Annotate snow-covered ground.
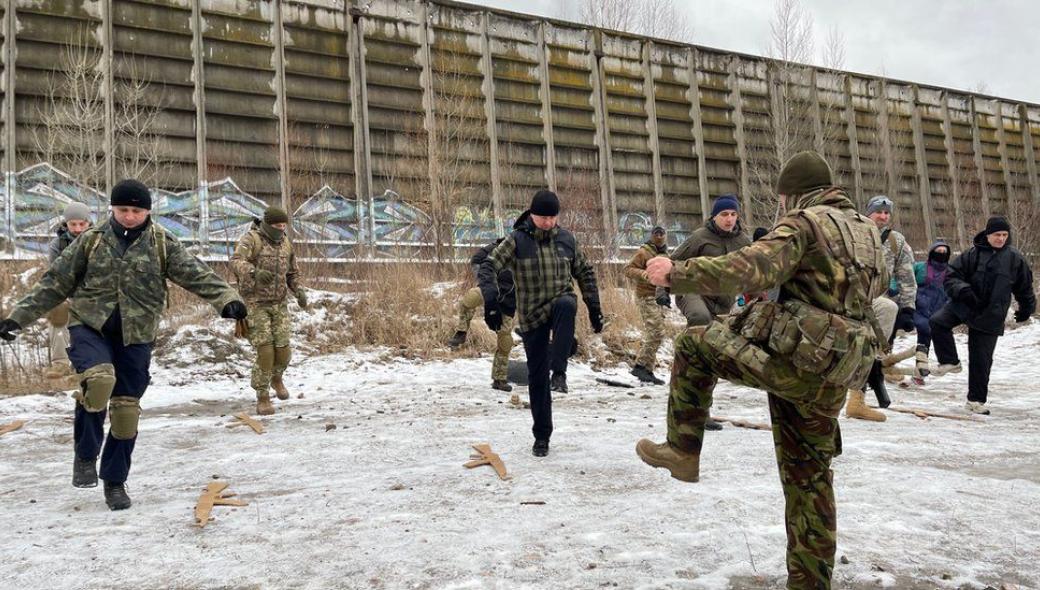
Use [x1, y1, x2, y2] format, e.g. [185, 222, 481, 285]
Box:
[1, 322, 1039, 589]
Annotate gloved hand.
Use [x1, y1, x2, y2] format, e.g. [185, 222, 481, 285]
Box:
[295, 289, 308, 309]
[221, 301, 248, 320]
[254, 269, 275, 286]
[1015, 309, 1032, 323]
[484, 300, 502, 331]
[958, 288, 979, 309]
[588, 304, 604, 334]
[0, 319, 21, 341]
[895, 306, 916, 332]
[655, 293, 671, 308]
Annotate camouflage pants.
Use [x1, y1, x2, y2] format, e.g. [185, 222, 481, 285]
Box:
[248, 302, 292, 391]
[667, 323, 844, 590]
[635, 296, 665, 368]
[456, 287, 515, 382]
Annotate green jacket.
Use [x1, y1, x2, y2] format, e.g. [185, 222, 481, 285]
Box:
[9, 218, 241, 345]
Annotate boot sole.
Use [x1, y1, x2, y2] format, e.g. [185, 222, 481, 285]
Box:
[635, 444, 699, 483]
[73, 479, 98, 488]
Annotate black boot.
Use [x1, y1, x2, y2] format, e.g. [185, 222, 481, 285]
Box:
[447, 331, 467, 349]
[704, 417, 724, 431]
[532, 439, 549, 457]
[631, 365, 665, 385]
[866, 360, 891, 408]
[550, 372, 568, 393]
[103, 481, 132, 511]
[491, 379, 512, 392]
[73, 456, 98, 488]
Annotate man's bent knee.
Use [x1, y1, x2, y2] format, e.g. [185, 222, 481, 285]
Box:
[75, 363, 116, 412]
[108, 396, 141, 439]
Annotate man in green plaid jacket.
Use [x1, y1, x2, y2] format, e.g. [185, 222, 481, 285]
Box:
[478, 190, 603, 457]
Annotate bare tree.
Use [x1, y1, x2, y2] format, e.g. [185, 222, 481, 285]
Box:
[577, 0, 693, 42]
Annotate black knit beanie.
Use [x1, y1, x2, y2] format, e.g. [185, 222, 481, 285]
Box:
[984, 216, 1011, 235]
[111, 179, 152, 210]
[530, 190, 560, 216]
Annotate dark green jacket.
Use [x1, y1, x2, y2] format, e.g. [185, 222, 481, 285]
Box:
[10, 218, 241, 345]
[479, 212, 600, 333]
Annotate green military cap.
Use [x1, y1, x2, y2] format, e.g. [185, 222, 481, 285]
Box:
[776, 151, 833, 195]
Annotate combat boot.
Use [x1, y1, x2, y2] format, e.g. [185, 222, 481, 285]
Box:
[844, 389, 886, 422]
[914, 344, 931, 377]
[532, 439, 549, 457]
[271, 375, 290, 400]
[866, 360, 891, 408]
[550, 372, 568, 393]
[447, 331, 467, 349]
[103, 481, 132, 510]
[704, 417, 724, 431]
[256, 392, 275, 416]
[635, 439, 699, 482]
[933, 361, 962, 376]
[492, 379, 512, 392]
[631, 365, 665, 385]
[43, 360, 73, 380]
[965, 401, 990, 415]
[73, 456, 98, 488]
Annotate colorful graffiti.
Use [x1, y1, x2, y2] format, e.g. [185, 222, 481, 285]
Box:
[616, 211, 691, 249]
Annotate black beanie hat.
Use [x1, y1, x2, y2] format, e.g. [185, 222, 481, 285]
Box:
[530, 190, 560, 216]
[752, 227, 769, 241]
[984, 216, 1010, 236]
[264, 207, 290, 225]
[111, 179, 152, 210]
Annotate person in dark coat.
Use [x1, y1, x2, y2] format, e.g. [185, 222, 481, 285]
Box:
[910, 240, 950, 379]
[930, 217, 1035, 414]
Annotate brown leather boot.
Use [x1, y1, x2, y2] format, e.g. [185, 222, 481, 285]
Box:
[635, 439, 700, 482]
[256, 392, 275, 416]
[844, 389, 886, 422]
[271, 375, 290, 400]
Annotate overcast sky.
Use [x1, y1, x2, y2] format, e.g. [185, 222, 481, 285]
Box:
[467, 0, 1040, 104]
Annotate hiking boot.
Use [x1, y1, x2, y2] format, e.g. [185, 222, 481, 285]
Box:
[914, 345, 931, 378]
[965, 401, 990, 415]
[635, 439, 700, 482]
[704, 417, 724, 431]
[933, 362, 962, 376]
[492, 379, 513, 392]
[256, 394, 275, 416]
[73, 456, 98, 488]
[532, 439, 549, 457]
[447, 331, 467, 349]
[43, 360, 73, 380]
[631, 365, 665, 385]
[509, 393, 521, 407]
[550, 372, 568, 393]
[103, 481, 132, 511]
[844, 389, 886, 422]
[271, 375, 290, 400]
[866, 360, 891, 408]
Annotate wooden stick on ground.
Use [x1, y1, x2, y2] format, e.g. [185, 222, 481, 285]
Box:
[712, 417, 771, 431]
[226, 413, 265, 434]
[464, 443, 510, 480]
[194, 481, 248, 528]
[885, 406, 983, 421]
[0, 420, 25, 437]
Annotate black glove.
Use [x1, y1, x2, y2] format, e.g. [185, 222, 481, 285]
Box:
[1015, 309, 1032, 323]
[0, 319, 21, 341]
[588, 305, 604, 334]
[254, 269, 275, 286]
[221, 301, 248, 320]
[958, 288, 979, 309]
[484, 300, 502, 331]
[895, 307, 916, 332]
[655, 293, 671, 308]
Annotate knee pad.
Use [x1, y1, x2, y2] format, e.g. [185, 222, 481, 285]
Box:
[273, 346, 291, 371]
[256, 345, 275, 371]
[75, 363, 116, 413]
[108, 396, 141, 440]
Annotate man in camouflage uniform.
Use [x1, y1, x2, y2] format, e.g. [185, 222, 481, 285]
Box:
[231, 206, 307, 416]
[624, 226, 670, 384]
[447, 237, 517, 398]
[43, 201, 94, 379]
[635, 152, 888, 589]
[479, 190, 603, 457]
[0, 179, 245, 511]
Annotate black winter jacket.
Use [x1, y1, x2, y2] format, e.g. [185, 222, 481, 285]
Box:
[471, 238, 516, 317]
[944, 230, 1035, 335]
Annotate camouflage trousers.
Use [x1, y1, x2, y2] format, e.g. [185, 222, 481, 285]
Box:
[247, 302, 292, 392]
[635, 296, 665, 368]
[456, 287, 514, 382]
[667, 323, 845, 590]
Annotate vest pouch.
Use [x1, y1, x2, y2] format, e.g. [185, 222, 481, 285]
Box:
[790, 308, 836, 376]
[786, 301, 877, 388]
[737, 300, 781, 343]
[702, 321, 772, 380]
[767, 307, 800, 355]
[822, 320, 875, 387]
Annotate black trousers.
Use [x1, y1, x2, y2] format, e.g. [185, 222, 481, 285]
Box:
[68, 311, 153, 484]
[930, 306, 1000, 403]
[520, 295, 577, 441]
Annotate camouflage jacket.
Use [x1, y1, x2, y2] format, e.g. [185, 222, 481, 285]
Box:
[670, 188, 889, 321]
[880, 227, 917, 309]
[479, 211, 600, 333]
[230, 220, 301, 304]
[624, 241, 667, 298]
[9, 218, 241, 345]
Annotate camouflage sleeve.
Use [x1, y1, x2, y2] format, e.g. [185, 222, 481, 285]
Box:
[623, 247, 651, 282]
[669, 218, 807, 297]
[478, 235, 514, 306]
[229, 233, 258, 284]
[164, 235, 241, 313]
[572, 244, 600, 308]
[894, 236, 917, 309]
[286, 247, 301, 294]
[9, 237, 88, 327]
